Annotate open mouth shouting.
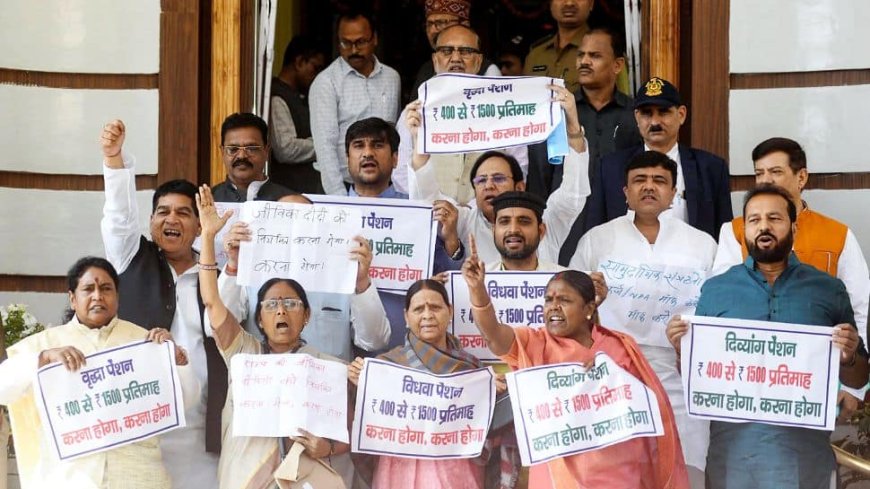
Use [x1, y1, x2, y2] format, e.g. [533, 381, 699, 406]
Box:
[503, 234, 525, 250]
[755, 233, 776, 249]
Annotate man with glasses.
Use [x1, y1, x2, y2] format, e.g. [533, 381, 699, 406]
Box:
[411, 0, 500, 95]
[393, 24, 528, 202]
[310, 10, 400, 196]
[404, 85, 590, 264]
[212, 112, 294, 202]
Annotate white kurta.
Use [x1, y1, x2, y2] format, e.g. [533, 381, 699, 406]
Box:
[409, 145, 590, 265]
[570, 213, 717, 471]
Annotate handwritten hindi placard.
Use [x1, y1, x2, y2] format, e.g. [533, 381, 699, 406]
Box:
[236, 201, 362, 293]
[351, 359, 495, 459]
[419, 74, 564, 154]
[448, 271, 555, 361]
[598, 258, 706, 348]
[230, 353, 349, 443]
[34, 340, 186, 461]
[680, 315, 839, 431]
[307, 195, 437, 293]
[193, 202, 240, 269]
[507, 352, 664, 466]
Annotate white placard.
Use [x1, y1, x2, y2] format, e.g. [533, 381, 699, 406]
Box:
[597, 258, 706, 348]
[34, 340, 186, 461]
[307, 195, 437, 293]
[236, 201, 362, 293]
[351, 359, 495, 459]
[507, 353, 664, 466]
[681, 315, 839, 431]
[448, 271, 555, 361]
[230, 353, 349, 443]
[418, 74, 564, 154]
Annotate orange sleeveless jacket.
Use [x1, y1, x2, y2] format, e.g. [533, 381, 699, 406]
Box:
[732, 208, 848, 276]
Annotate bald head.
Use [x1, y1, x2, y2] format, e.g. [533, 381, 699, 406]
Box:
[432, 24, 482, 75]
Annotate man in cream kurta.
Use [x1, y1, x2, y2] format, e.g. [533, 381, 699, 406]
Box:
[0, 318, 197, 489]
[569, 151, 716, 488]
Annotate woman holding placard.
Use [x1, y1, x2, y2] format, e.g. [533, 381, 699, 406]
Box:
[0, 256, 189, 489]
[196, 185, 351, 489]
[347, 278, 509, 489]
[461, 234, 689, 489]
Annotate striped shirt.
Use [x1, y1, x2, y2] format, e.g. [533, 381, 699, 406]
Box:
[309, 56, 401, 195]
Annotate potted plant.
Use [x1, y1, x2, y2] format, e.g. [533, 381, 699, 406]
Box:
[1, 304, 45, 489]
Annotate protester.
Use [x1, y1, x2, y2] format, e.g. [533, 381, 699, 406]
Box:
[667, 184, 869, 489]
[462, 238, 689, 488]
[196, 185, 353, 488]
[101, 120, 230, 487]
[0, 257, 191, 489]
[570, 151, 716, 487]
[348, 279, 510, 488]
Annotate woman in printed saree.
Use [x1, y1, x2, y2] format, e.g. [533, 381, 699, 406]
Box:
[348, 279, 509, 489]
[461, 234, 689, 489]
[196, 185, 352, 489]
[0, 256, 189, 489]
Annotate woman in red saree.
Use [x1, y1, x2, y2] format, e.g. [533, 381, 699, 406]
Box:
[461, 237, 689, 489]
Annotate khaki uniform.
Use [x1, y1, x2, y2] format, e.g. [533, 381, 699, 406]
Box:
[524, 27, 631, 95]
[523, 27, 588, 93]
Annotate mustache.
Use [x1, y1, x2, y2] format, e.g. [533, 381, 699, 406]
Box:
[648, 124, 664, 132]
[348, 54, 364, 61]
[755, 231, 776, 243]
[232, 159, 253, 168]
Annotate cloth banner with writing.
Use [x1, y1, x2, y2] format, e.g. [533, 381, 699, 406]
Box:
[598, 258, 706, 348]
[34, 340, 186, 460]
[230, 353, 349, 442]
[236, 201, 362, 293]
[308, 195, 437, 294]
[448, 271, 555, 361]
[418, 74, 564, 154]
[351, 359, 495, 459]
[680, 315, 839, 431]
[507, 352, 664, 466]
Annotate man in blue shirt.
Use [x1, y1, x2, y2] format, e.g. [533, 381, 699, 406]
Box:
[666, 184, 868, 489]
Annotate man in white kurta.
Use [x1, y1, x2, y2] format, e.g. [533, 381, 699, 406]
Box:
[569, 151, 716, 488]
[482, 191, 566, 273]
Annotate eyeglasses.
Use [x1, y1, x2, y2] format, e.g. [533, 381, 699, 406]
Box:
[338, 37, 373, 50]
[434, 46, 481, 59]
[261, 298, 305, 312]
[472, 173, 511, 187]
[223, 145, 265, 157]
[425, 19, 459, 30]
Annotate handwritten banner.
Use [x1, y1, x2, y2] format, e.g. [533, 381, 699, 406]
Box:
[448, 271, 555, 361]
[236, 201, 362, 293]
[351, 359, 495, 459]
[681, 315, 839, 431]
[419, 74, 564, 154]
[193, 202, 240, 269]
[598, 258, 706, 348]
[507, 352, 664, 466]
[230, 353, 349, 443]
[34, 340, 186, 461]
[307, 195, 437, 294]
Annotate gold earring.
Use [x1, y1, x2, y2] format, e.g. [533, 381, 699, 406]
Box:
[586, 315, 592, 320]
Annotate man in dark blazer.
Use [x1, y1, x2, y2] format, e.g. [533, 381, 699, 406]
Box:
[580, 77, 732, 242]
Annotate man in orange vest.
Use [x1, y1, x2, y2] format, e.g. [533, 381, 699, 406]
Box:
[712, 136, 869, 411]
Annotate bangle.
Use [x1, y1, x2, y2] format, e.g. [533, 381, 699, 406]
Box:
[199, 263, 219, 271]
[470, 301, 493, 310]
[225, 263, 238, 275]
[328, 439, 335, 455]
